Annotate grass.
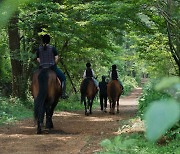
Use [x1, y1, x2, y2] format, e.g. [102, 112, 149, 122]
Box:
[55, 94, 100, 111]
[99, 129, 180, 154]
[0, 94, 100, 125]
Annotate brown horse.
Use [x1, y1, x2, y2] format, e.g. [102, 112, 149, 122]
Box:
[31, 68, 61, 134]
[107, 80, 123, 114]
[80, 78, 98, 116]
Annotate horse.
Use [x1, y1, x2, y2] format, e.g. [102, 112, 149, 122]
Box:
[31, 68, 61, 134]
[80, 78, 98, 116]
[107, 80, 123, 114]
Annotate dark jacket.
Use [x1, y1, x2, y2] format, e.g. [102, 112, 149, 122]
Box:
[111, 69, 118, 80]
[99, 80, 107, 95]
[85, 68, 93, 78]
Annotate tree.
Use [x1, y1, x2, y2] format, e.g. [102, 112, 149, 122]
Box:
[8, 12, 24, 98]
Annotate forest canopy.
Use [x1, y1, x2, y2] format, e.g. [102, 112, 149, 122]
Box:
[0, 0, 179, 98]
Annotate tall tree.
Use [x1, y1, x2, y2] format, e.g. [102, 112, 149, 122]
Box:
[8, 12, 23, 98]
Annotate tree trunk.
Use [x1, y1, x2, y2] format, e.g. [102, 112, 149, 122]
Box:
[8, 12, 24, 98]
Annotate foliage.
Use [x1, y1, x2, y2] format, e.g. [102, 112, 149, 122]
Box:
[0, 29, 11, 84]
[138, 79, 171, 119]
[122, 75, 138, 95]
[0, 96, 33, 125]
[56, 93, 99, 111]
[99, 133, 180, 154]
[143, 77, 180, 142]
[0, 0, 37, 28]
[145, 99, 180, 142]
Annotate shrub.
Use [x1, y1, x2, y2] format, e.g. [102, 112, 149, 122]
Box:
[138, 79, 170, 119]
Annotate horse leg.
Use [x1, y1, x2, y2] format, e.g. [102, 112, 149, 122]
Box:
[117, 99, 120, 113]
[48, 100, 58, 129]
[90, 99, 93, 114]
[37, 105, 45, 134]
[111, 100, 116, 115]
[85, 99, 90, 116]
[45, 104, 52, 130]
[84, 98, 88, 115]
[109, 100, 112, 114]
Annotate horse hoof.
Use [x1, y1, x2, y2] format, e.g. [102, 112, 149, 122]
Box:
[117, 110, 120, 114]
[37, 130, 42, 134]
[44, 129, 49, 134]
[85, 112, 89, 116]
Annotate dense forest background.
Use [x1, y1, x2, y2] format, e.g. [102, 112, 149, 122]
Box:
[0, 0, 180, 151]
[0, 0, 179, 99]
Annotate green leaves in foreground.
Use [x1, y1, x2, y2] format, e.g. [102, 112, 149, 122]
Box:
[145, 99, 180, 142]
[155, 76, 180, 91]
[0, 0, 37, 28]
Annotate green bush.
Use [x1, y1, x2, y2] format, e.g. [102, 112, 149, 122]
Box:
[55, 94, 99, 111]
[138, 79, 170, 119]
[123, 76, 138, 95]
[99, 133, 180, 154]
[0, 96, 33, 125]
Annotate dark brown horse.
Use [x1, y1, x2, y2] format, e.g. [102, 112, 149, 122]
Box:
[80, 78, 98, 116]
[107, 80, 123, 114]
[31, 68, 61, 134]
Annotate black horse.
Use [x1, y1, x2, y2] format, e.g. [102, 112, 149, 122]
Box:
[31, 68, 61, 134]
[80, 78, 98, 116]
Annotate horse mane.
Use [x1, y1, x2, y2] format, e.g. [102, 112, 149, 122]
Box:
[34, 68, 49, 120]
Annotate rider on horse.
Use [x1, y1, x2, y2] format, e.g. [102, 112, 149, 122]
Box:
[109, 64, 124, 91]
[83, 62, 99, 88]
[36, 34, 67, 99]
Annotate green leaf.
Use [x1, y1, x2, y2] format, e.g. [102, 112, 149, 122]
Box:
[145, 99, 180, 142]
[155, 77, 180, 91]
[100, 139, 112, 147]
[0, 0, 37, 28]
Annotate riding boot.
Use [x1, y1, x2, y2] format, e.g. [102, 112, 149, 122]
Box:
[61, 81, 68, 99]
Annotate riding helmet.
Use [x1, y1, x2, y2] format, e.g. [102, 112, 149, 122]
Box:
[86, 62, 91, 67]
[112, 64, 117, 70]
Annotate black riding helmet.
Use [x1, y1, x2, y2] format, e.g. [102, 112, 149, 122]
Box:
[112, 64, 117, 70]
[86, 62, 91, 68]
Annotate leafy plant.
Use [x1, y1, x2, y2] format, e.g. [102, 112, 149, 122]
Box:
[144, 77, 180, 142]
[0, 96, 33, 125]
[138, 79, 171, 119]
[99, 133, 180, 154]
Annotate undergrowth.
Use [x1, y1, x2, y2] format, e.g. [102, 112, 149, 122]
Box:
[0, 96, 33, 125]
[99, 132, 180, 154]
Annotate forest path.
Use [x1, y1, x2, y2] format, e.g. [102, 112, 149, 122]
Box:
[0, 87, 143, 154]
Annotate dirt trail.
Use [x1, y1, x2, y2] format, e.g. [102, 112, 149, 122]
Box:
[0, 87, 142, 154]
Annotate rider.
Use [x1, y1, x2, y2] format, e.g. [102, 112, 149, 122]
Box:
[83, 62, 99, 88]
[36, 34, 67, 99]
[109, 64, 124, 91]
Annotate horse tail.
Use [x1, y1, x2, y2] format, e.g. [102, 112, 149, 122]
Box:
[34, 69, 49, 120]
[110, 81, 117, 102]
[80, 78, 90, 102]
